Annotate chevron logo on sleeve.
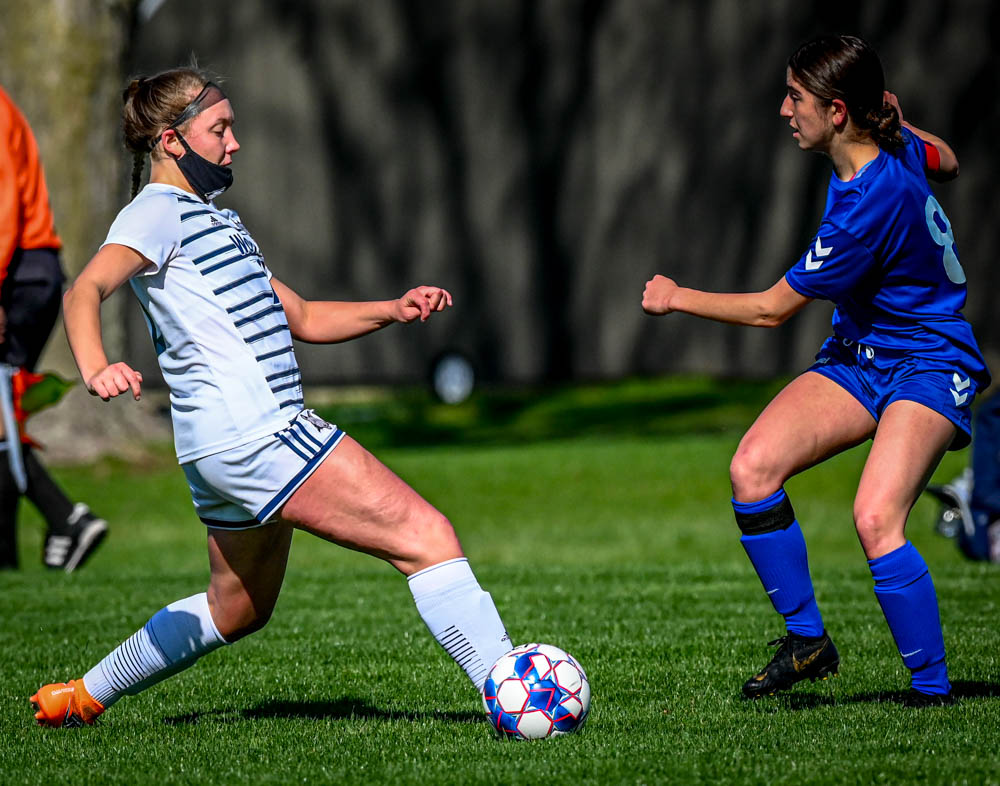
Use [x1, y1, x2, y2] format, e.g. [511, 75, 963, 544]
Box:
[804, 237, 834, 271]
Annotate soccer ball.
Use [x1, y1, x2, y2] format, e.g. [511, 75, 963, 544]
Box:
[482, 643, 591, 740]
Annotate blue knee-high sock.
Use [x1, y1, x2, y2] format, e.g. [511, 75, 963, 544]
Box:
[734, 489, 824, 638]
[868, 541, 950, 696]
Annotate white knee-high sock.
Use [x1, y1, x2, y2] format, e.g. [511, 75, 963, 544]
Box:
[408, 557, 512, 691]
[82, 593, 228, 708]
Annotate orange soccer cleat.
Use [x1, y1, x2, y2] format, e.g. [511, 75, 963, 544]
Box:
[30, 679, 104, 727]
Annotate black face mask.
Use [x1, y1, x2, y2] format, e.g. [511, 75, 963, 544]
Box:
[156, 82, 234, 202]
[172, 130, 234, 202]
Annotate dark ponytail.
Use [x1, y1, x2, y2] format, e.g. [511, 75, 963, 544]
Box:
[865, 103, 904, 151]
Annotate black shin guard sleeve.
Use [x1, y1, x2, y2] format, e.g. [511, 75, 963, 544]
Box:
[734, 495, 796, 535]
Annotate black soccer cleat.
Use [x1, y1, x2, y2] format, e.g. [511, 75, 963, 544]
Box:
[742, 630, 840, 698]
[43, 504, 108, 573]
[902, 688, 956, 708]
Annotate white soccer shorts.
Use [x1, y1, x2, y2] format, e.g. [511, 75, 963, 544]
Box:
[182, 409, 346, 528]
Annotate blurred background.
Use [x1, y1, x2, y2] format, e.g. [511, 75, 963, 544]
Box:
[4, 6, 1000, 775]
[0, 0, 997, 456]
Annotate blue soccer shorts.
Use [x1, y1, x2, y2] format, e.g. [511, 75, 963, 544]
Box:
[182, 409, 346, 528]
[808, 335, 981, 450]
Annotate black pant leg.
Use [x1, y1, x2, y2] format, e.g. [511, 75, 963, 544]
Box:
[23, 448, 74, 531]
[0, 456, 21, 567]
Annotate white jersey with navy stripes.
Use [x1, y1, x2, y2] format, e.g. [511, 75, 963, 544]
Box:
[102, 183, 304, 462]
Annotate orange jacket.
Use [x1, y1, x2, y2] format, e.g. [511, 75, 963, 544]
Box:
[0, 85, 61, 290]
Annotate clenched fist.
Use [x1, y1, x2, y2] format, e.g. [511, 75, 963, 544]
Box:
[642, 275, 678, 315]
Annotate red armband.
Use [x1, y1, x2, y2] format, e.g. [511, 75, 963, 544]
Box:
[924, 142, 941, 172]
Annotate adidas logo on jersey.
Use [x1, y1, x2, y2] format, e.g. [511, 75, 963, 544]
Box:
[804, 237, 833, 270]
[209, 216, 222, 226]
[951, 373, 970, 406]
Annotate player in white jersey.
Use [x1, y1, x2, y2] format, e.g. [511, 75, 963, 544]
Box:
[30, 67, 513, 727]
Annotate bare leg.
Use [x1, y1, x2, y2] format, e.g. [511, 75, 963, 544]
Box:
[207, 522, 295, 640]
[730, 371, 876, 501]
[57, 431, 509, 719]
[854, 400, 956, 559]
[278, 436, 462, 576]
[857, 400, 957, 699]
[733, 372, 875, 685]
[79, 523, 294, 709]
[278, 435, 509, 689]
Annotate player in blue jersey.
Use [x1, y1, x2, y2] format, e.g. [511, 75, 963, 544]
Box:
[926, 391, 1000, 562]
[642, 35, 989, 707]
[29, 67, 513, 727]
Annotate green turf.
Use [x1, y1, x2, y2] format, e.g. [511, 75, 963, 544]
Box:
[2, 377, 998, 785]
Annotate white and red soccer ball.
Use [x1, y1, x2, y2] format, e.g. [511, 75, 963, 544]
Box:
[482, 643, 591, 740]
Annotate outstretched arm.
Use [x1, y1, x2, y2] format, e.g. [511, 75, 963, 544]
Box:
[642, 274, 811, 327]
[271, 277, 453, 344]
[884, 91, 959, 182]
[63, 243, 150, 400]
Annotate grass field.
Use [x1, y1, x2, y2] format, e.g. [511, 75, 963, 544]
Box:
[2, 377, 999, 785]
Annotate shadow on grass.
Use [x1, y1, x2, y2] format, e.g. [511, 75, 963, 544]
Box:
[313, 376, 785, 450]
[163, 697, 481, 726]
[838, 680, 1000, 706]
[749, 679, 1000, 711]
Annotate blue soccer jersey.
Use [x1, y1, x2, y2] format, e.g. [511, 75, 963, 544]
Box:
[785, 127, 990, 389]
